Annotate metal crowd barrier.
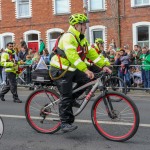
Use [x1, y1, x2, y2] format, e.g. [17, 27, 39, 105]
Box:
[112, 65, 150, 91]
[0, 65, 150, 91]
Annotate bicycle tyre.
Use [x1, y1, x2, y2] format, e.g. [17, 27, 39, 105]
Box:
[105, 76, 127, 95]
[0, 117, 4, 139]
[91, 91, 140, 142]
[25, 89, 61, 134]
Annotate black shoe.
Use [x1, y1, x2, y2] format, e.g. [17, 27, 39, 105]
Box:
[72, 101, 81, 108]
[13, 99, 22, 103]
[61, 123, 78, 133]
[0, 96, 5, 101]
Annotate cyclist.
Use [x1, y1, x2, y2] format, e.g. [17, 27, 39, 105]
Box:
[86, 38, 110, 73]
[92, 38, 104, 54]
[50, 13, 112, 133]
[93, 38, 107, 57]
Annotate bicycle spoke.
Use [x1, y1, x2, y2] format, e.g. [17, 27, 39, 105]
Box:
[92, 92, 139, 141]
[25, 89, 60, 134]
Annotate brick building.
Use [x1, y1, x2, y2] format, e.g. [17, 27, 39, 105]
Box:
[0, 0, 150, 52]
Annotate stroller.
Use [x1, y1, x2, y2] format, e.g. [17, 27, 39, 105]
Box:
[131, 70, 142, 87]
[16, 65, 33, 87]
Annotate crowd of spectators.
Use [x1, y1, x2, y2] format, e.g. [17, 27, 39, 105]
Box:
[0, 37, 150, 92]
[105, 41, 150, 92]
[0, 37, 50, 85]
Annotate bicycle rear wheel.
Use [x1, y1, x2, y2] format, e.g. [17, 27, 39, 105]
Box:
[25, 89, 61, 134]
[105, 76, 127, 95]
[0, 117, 4, 139]
[91, 92, 140, 142]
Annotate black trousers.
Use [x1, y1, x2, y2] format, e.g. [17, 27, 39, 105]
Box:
[50, 67, 90, 124]
[0, 72, 19, 100]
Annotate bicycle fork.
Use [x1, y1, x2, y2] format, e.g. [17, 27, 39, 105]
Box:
[102, 93, 117, 119]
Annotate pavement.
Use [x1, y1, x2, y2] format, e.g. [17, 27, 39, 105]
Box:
[17, 86, 150, 98]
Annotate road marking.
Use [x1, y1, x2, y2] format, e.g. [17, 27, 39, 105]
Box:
[0, 114, 149, 127]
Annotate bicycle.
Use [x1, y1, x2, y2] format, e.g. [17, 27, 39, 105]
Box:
[0, 117, 4, 139]
[25, 72, 140, 142]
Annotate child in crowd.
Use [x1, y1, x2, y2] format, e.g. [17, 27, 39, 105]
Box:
[24, 55, 33, 65]
[108, 50, 117, 76]
[32, 52, 41, 70]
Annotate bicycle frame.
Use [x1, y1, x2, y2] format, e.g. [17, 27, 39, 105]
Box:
[42, 72, 116, 119]
[73, 78, 101, 116]
[44, 76, 106, 115]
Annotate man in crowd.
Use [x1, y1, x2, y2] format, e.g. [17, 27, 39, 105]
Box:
[140, 47, 150, 93]
[115, 49, 131, 91]
[39, 39, 45, 55]
[18, 46, 28, 62]
[0, 42, 22, 103]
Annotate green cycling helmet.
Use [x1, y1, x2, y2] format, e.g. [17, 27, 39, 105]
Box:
[95, 38, 104, 44]
[69, 13, 89, 26]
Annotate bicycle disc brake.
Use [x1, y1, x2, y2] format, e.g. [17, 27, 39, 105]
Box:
[40, 104, 51, 123]
[111, 110, 120, 121]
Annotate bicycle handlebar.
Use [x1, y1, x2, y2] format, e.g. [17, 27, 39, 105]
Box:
[94, 71, 111, 79]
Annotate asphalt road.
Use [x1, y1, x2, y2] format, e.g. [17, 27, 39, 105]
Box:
[0, 88, 150, 150]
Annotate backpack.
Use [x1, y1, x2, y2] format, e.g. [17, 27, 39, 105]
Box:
[51, 32, 88, 70]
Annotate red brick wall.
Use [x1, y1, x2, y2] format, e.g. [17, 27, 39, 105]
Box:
[120, 0, 150, 49]
[0, 0, 150, 49]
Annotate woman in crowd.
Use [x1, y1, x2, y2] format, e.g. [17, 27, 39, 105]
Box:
[41, 48, 51, 69]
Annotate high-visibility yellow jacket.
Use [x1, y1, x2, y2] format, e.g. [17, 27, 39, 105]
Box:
[50, 25, 109, 72]
[90, 43, 110, 66]
[1, 49, 20, 74]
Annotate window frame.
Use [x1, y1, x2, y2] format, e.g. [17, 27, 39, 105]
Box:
[24, 30, 41, 48]
[53, 0, 71, 15]
[132, 22, 150, 49]
[15, 0, 32, 19]
[89, 25, 107, 51]
[0, 32, 15, 49]
[46, 28, 64, 53]
[88, 0, 106, 12]
[131, 0, 150, 7]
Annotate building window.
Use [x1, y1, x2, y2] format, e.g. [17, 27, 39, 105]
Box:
[28, 34, 38, 41]
[137, 26, 149, 47]
[88, 0, 105, 11]
[0, 34, 1, 49]
[53, 0, 70, 15]
[0, 32, 15, 49]
[46, 28, 64, 53]
[16, 0, 32, 19]
[89, 25, 107, 50]
[132, 22, 150, 48]
[131, 0, 150, 7]
[93, 30, 103, 42]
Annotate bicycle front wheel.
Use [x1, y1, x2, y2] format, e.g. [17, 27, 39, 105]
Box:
[91, 92, 140, 142]
[0, 117, 4, 139]
[25, 89, 61, 134]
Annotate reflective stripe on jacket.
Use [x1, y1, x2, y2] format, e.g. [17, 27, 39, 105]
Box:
[86, 44, 110, 67]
